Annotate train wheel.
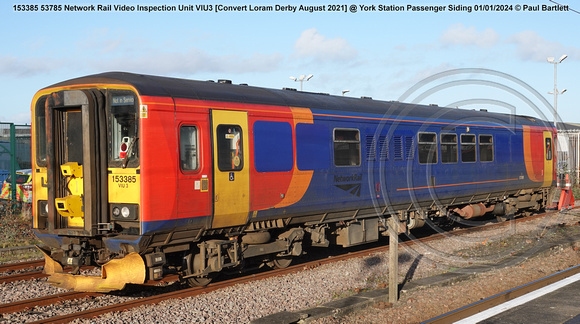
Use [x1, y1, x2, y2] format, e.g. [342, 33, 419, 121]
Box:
[496, 214, 514, 222]
[186, 275, 214, 287]
[271, 256, 293, 269]
[183, 250, 216, 287]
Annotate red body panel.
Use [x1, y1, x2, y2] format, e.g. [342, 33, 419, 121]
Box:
[140, 96, 179, 222]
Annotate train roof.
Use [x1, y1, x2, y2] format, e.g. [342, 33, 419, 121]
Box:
[47, 72, 552, 128]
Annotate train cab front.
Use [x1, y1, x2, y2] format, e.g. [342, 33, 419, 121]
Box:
[31, 87, 146, 292]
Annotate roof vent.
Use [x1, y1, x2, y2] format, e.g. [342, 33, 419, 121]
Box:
[218, 79, 232, 84]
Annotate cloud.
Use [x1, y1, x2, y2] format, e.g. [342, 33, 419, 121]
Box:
[508, 30, 580, 62]
[439, 24, 500, 48]
[77, 28, 124, 55]
[293, 28, 357, 62]
[93, 49, 284, 75]
[0, 55, 63, 77]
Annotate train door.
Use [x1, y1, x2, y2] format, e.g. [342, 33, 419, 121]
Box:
[543, 131, 554, 187]
[45, 90, 107, 236]
[210, 110, 250, 228]
[176, 109, 212, 219]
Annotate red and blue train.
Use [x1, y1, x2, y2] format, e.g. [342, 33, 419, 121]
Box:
[31, 72, 555, 292]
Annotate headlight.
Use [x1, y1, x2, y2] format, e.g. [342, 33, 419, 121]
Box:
[121, 207, 131, 218]
[110, 204, 139, 221]
[38, 200, 49, 217]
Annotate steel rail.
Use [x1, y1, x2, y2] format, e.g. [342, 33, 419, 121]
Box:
[0, 260, 43, 273]
[0, 291, 103, 314]
[0, 270, 46, 284]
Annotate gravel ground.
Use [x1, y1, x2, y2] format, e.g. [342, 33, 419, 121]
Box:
[1, 210, 580, 323]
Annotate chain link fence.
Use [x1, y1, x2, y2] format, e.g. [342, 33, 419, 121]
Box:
[0, 123, 31, 202]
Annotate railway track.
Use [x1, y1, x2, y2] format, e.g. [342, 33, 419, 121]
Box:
[0, 210, 570, 322]
[0, 259, 43, 273]
[424, 264, 580, 323]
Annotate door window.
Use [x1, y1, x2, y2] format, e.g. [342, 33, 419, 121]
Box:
[217, 125, 243, 171]
[545, 137, 552, 161]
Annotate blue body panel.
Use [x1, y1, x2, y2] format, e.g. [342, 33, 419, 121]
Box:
[253, 107, 534, 220]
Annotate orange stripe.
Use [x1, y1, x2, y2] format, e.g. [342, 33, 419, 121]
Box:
[396, 178, 520, 191]
[273, 107, 314, 208]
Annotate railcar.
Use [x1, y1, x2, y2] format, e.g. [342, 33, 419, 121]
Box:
[31, 72, 556, 292]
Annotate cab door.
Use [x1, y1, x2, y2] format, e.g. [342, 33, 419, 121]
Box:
[175, 106, 212, 220]
[44, 89, 107, 236]
[211, 110, 250, 228]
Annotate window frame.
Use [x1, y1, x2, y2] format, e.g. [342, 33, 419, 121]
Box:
[333, 128, 361, 167]
[479, 134, 494, 162]
[216, 124, 244, 172]
[417, 132, 438, 164]
[179, 125, 200, 173]
[440, 133, 458, 164]
[460, 134, 477, 163]
[108, 90, 140, 168]
[545, 137, 553, 161]
[34, 96, 48, 167]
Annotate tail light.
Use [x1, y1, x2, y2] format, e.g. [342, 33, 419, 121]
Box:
[120, 137, 130, 159]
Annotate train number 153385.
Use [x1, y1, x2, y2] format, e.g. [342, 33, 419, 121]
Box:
[112, 175, 137, 183]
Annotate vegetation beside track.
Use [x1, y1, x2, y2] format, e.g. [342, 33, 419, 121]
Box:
[0, 201, 41, 263]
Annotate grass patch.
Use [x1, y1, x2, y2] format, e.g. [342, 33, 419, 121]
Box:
[0, 201, 40, 248]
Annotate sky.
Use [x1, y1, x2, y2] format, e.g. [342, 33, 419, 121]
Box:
[1, 0, 579, 125]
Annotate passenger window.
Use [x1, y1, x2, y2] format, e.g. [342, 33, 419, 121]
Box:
[418, 132, 437, 164]
[479, 135, 494, 162]
[180, 126, 199, 171]
[441, 133, 458, 163]
[545, 138, 552, 161]
[461, 134, 476, 163]
[253, 121, 293, 172]
[334, 129, 360, 166]
[217, 125, 243, 171]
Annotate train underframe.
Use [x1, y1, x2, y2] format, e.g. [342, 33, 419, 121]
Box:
[40, 186, 555, 292]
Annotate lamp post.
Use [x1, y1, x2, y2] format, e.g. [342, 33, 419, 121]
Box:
[289, 74, 313, 91]
[547, 54, 567, 131]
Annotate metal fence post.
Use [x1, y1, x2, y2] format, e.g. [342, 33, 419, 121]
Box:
[9, 123, 16, 201]
[388, 216, 399, 303]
